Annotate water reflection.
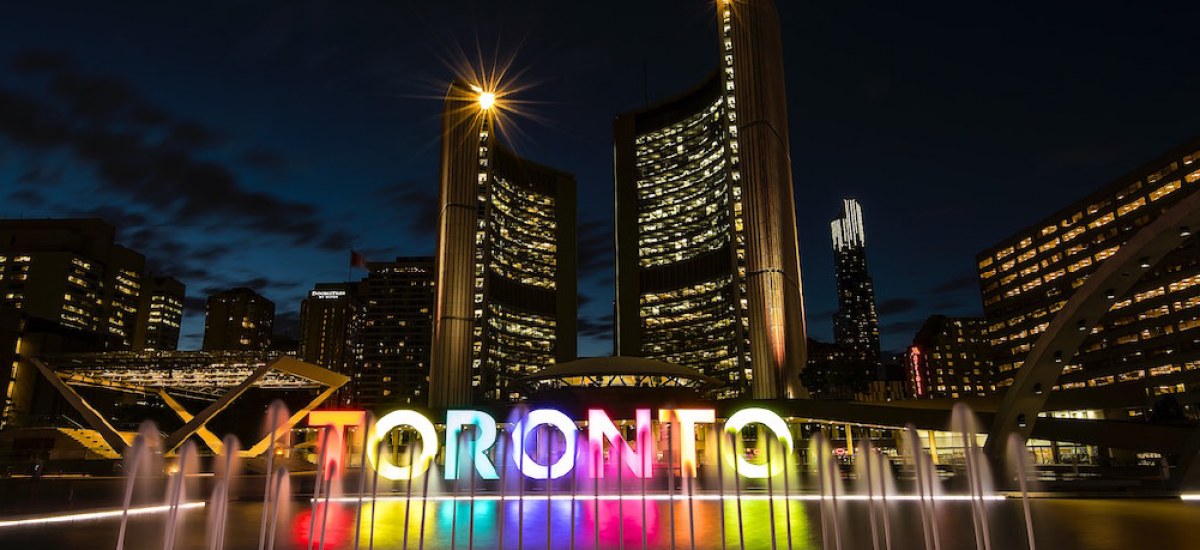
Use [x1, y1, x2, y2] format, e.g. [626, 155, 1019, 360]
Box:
[3, 498, 1199, 550]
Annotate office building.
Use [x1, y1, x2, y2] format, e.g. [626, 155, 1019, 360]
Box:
[613, 0, 806, 399]
[359, 258, 435, 409]
[134, 276, 185, 351]
[299, 283, 361, 406]
[202, 288, 275, 351]
[906, 316, 994, 399]
[831, 199, 882, 366]
[430, 82, 578, 408]
[0, 219, 148, 350]
[977, 136, 1200, 417]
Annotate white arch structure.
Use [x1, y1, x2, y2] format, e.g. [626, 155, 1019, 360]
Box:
[985, 185, 1200, 488]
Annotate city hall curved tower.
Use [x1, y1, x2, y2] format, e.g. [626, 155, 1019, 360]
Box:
[430, 81, 578, 409]
[615, 0, 806, 399]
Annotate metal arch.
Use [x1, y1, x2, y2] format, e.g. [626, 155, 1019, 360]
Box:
[985, 185, 1200, 463]
[31, 355, 347, 458]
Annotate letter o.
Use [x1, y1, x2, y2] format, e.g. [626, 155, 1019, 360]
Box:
[367, 410, 439, 481]
[723, 408, 794, 478]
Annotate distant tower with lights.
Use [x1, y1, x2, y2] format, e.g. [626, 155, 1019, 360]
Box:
[831, 198, 882, 366]
[613, 0, 808, 399]
[429, 80, 578, 409]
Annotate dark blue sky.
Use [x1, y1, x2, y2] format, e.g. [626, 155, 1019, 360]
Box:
[2, 0, 1198, 356]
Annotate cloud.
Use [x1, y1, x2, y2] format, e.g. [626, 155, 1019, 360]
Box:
[578, 313, 613, 339]
[60, 204, 148, 230]
[879, 318, 926, 338]
[274, 310, 301, 337]
[17, 165, 63, 184]
[191, 245, 231, 261]
[11, 50, 73, 73]
[577, 219, 614, 277]
[928, 273, 979, 294]
[182, 296, 208, 315]
[7, 189, 44, 206]
[877, 297, 917, 316]
[811, 307, 838, 320]
[374, 181, 438, 237]
[203, 277, 302, 295]
[239, 146, 289, 171]
[0, 50, 353, 252]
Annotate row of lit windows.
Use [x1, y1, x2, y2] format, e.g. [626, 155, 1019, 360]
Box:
[981, 164, 1200, 272]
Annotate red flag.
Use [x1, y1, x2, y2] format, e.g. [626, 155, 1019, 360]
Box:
[350, 250, 368, 270]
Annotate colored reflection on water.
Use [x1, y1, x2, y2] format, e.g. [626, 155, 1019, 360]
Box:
[5, 498, 1200, 549]
[294, 498, 812, 550]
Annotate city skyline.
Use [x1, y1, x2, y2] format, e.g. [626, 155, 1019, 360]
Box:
[2, 0, 1199, 358]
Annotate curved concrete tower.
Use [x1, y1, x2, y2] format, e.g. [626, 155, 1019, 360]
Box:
[614, 0, 807, 399]
[429, 81, 578, 409]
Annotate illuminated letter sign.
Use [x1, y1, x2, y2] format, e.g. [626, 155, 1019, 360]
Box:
[366, 410, 439, 481]
[511, 409, 577, 479]
[307, 410, 366, 476]
[444, 410, 499, 480]
[309, 405, 797, 482]
[722, 408, 794, 478]
[660, 409, 715, 477]
[588, 409, 652, 478]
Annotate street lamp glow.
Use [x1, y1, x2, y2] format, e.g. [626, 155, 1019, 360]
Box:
[479, 91, 496, 110]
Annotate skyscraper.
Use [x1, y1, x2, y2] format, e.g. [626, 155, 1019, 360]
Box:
[978, 136, 1200, 417]
[906, 316, 993, 399]
[299, 282, 361, 405]
[831, 198, 882, 366]
[0, 219, 148, 350]
[613, 0, 806, 399]
[358, 258, 435, 409]
[430, 84, 578, 408]
[202, 288, 275, 351]
[134, 276, 185, 351]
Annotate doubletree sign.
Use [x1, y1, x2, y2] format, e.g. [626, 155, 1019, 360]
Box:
[308, 407, 795, 481]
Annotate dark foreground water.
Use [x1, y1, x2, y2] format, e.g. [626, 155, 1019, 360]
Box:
[2, 497, 1198, 550]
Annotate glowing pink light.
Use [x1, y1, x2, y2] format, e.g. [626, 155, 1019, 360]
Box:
[589, 409, 652, 478]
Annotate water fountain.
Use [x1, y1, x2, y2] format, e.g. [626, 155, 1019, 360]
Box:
[208, 434, 241, 550]
[258, 401, 289, 550]
[1009, 432, 1038, 550]
[116, 420, 161, 550]
[162, 440, 198, 550]
[5, 403, 1138, 550]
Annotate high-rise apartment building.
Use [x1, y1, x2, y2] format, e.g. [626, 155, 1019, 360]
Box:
[299, 282, 361, 405]
[0, 219, 148, 350]
[831, 199, 882, 366]
[202, 288, 275, 351]
[978, 136, 1200, 417]
[906, 316, 993, 399]
[134, 276, 185, 351]
[359, 258, 435, 409]
[614, 0, 806, 399]
[430, 82, 578, 408]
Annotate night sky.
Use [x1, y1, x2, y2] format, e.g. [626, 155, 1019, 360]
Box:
[2, 0, 1199, 357]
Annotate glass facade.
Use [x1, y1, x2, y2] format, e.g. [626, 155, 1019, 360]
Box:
[358, 259, 434, 408]
[906, 316, 993, 399]
[831, 199, 882, 366]
[143, 277, 185, 351]
[432, 82, 577, 407]
[978, 138, 1200, 417]
[473, 140, 568, 401]
[615, 0, 806, 400]
[632, 93, 749, 395]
